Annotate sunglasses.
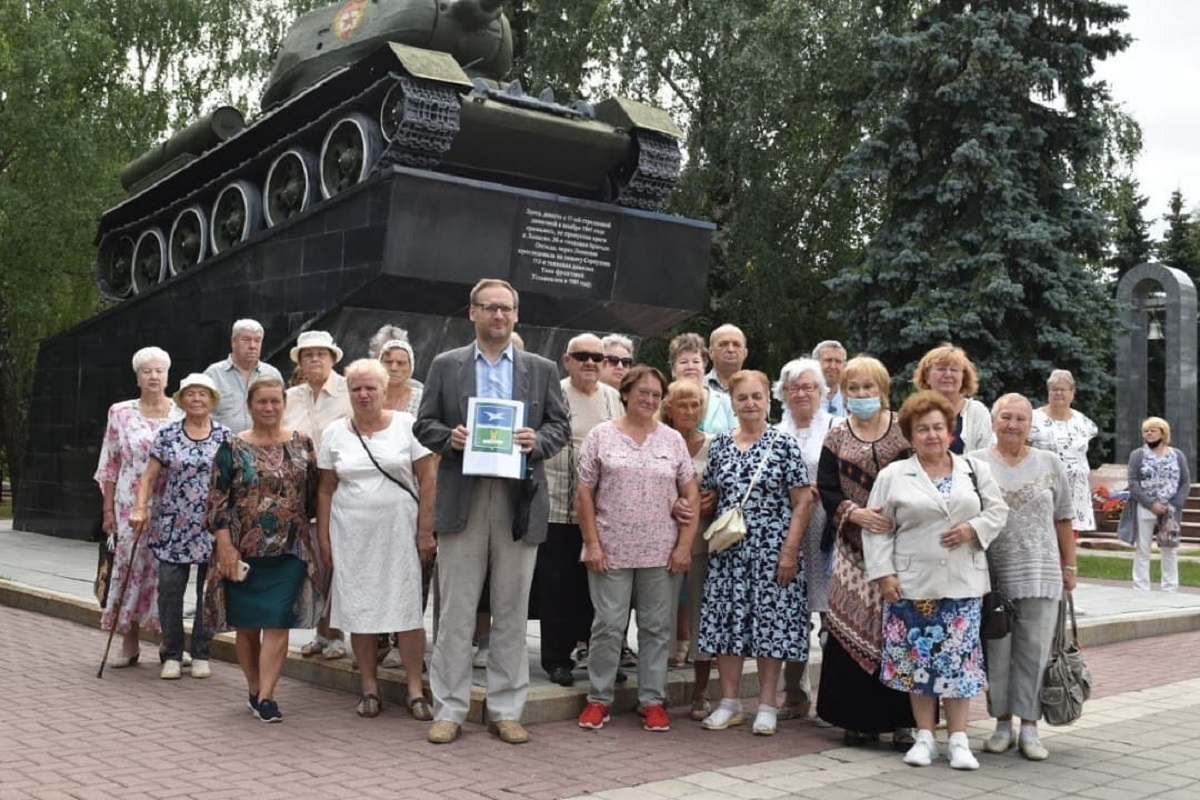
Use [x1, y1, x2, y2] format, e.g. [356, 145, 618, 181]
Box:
[604, 356, 633, 367]
[568, 351, 606, 363]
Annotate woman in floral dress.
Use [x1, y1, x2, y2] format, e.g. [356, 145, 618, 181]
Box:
[697, 370, 813, 737]
[864, 391, 1008, 770]
[205, 376, 323, 723]
[1029, 369, 1099, 534]
[130, 373, 230, 680]
[95, 346, 184, 666]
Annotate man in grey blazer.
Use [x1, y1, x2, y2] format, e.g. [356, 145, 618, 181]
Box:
[414, 278, 570, 745]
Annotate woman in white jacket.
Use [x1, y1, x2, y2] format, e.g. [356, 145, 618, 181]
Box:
[864, 391, 1008, 770]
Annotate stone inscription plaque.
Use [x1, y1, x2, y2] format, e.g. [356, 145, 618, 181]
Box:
[512, 200, 618, 299]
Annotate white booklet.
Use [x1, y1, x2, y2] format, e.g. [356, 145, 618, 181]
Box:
[463, 397, 526, 479]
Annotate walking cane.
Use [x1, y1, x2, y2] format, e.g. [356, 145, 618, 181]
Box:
[97, 531, 142, 679]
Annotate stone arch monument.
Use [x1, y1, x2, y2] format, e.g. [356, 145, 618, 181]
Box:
[1115, 262, 1197, 473]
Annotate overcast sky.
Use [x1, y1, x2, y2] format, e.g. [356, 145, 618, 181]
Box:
[1094, 0, 1200, 236]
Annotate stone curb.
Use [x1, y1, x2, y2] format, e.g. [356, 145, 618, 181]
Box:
[4, 577, 1190, 722]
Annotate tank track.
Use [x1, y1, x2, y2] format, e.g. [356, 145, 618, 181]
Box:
[374, 77, 461, 171]
[617, 130, 683, 212]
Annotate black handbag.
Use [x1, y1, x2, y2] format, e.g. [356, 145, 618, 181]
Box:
[981, 583, 1017, 639]
[964, 458, 1017, 640]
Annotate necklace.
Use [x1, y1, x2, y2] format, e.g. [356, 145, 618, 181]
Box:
[261, 442, 285, 472]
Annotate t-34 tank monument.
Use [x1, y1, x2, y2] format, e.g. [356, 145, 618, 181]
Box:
[15, 0, 713, 538]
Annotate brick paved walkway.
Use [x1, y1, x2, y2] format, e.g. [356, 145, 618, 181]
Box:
[3, 605, 1198, 800]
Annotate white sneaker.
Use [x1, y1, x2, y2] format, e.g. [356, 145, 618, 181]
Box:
[160, 659, 182, 680]
[948, 732, 979, 770]
[190, 659, 211, 679]
[903, 729, 936, 767]
[983, 727, 1014, 753]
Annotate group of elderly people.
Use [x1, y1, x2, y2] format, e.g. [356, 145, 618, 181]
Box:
[98, 294, 1123, 763]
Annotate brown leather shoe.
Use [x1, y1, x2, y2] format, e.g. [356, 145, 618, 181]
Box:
[427, 720, 461, 744]
[487, 719, 531, 744]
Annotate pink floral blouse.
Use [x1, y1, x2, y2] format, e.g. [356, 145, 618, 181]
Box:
[577, 421, 696, 568]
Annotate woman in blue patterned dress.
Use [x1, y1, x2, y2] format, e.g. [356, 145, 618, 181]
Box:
[130, 374, 230, 680]
[697, 370, 813, 737]
[863, 391, 1008, 770]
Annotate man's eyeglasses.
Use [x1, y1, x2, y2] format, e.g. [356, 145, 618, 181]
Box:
[473, 303, 515, 315]
[604, 355, 633, 367]
[568, 352, 605, 363]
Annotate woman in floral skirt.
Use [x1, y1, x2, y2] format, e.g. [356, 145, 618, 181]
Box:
[863, 391, 1008, 770]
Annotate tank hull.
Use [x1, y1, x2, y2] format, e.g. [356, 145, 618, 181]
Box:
[20, 168, 713, 538]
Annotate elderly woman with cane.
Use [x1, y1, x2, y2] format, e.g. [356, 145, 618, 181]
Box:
[129, 374, 230, 680]
[205, 376, 325, 723]
[95, 346, 184, 669]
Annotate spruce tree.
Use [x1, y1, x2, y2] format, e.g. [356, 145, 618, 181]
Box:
[1156, 189, 1200, 279]
[1108, 178, 1152, 283]
[831, 0, 1130, 420]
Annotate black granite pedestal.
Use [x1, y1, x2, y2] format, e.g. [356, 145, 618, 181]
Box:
[15, 167, 714, 538]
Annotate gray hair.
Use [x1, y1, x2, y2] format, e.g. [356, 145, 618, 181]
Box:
[709, 323, 746, 348]
[991, 392, 1033, 418]
[344, 358, 389, 387]
[811, 340, 846, 359]
[601, 333, 635, 356]
[231, 319, 264, 338]
[566, 332, 602, 353]
[131, 346, 171, 372]
[368, 324, 410, 359]
[1047, 369, 1076, 390]
[378, 338, 415, 369]
[772, 358, 827, 403]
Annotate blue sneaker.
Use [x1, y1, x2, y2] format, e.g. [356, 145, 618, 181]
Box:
[247, 693, 259, 713]
[255, 698, 283, 723]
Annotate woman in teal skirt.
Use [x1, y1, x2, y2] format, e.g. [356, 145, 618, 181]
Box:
[205, 376, 324, 723]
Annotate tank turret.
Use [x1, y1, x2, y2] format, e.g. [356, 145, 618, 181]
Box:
[94, 0, 683, 302]
[262, 0, 512, 110]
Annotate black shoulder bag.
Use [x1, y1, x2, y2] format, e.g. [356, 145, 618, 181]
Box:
[964, 457, 1017, 640]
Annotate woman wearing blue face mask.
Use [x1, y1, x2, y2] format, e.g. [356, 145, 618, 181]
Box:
[815, 356, 919, 748]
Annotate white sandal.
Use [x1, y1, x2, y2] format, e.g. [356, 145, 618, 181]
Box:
[300, 635, 328, 657]
[753, 705, 778, 736]
[701, 699, 744, 730]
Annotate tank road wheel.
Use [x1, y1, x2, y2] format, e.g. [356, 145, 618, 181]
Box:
[131, 228, 167, 295]
[320, 113, 383, 199]
[94, 234, 135, 300]
[379, 81, 408, 143]
[210, 180, 263, 255]
[263, 148, 317, 227]
[167, 205, 208, 276]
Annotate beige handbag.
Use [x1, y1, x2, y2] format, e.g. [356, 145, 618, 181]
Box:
[704, 431, 778, 554]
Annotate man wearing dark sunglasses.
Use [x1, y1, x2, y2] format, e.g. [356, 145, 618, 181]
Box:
[535, 333, 624, 687]
[600, 333, 636, 390]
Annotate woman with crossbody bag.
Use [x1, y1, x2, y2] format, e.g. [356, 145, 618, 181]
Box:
[696, 370, 814, 736]
[316, 359, 437, 720]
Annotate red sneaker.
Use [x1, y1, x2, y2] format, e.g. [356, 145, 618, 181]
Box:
[640, 703, 671, 732]
[578, 701, 611, 730]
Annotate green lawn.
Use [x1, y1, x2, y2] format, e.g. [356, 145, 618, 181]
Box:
[1078, 553, 1200, 588]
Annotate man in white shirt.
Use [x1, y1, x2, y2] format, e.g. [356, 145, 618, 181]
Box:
[204, 319, 283, 432]
[704, 324, 747, 394]
[813, 340, 848, 418]
[536, 333, 624, 687]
